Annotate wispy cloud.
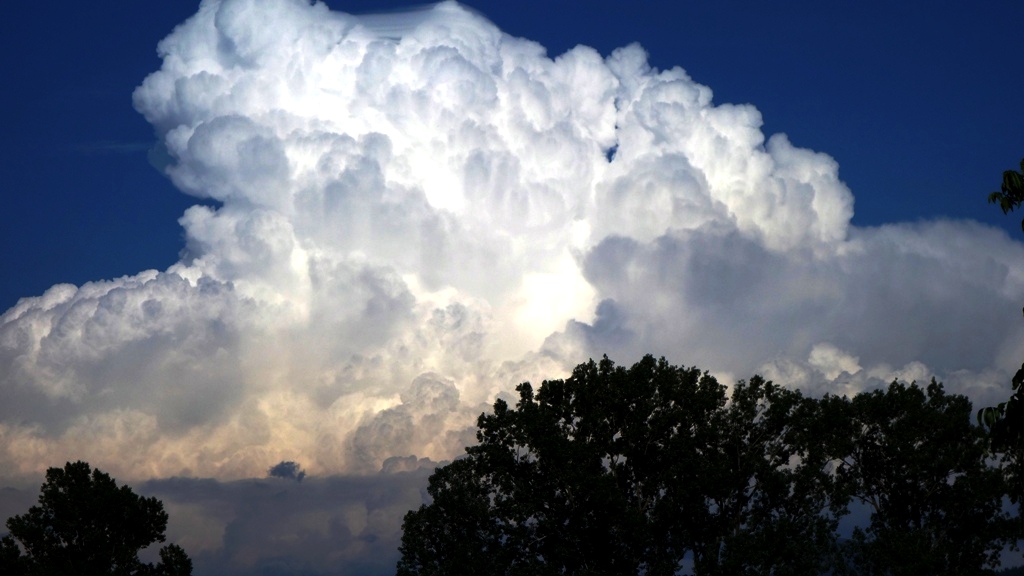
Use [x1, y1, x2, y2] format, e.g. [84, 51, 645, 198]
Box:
[71, 140, 153, 155]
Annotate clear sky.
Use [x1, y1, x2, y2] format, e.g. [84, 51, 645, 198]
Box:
[1, 2, 1023, 574]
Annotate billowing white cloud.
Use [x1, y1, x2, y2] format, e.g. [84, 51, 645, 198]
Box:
[3, 3, 1024, 570]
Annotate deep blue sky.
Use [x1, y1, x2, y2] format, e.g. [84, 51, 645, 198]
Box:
[2, 0, 1022, 312]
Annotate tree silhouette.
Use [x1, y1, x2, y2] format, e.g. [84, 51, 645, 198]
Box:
[398, 356, 845, 575]
[398, 356, 1017, 575]
[0, 461, 191, 576]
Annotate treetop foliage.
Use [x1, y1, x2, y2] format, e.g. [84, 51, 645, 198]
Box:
[0, 461, 192, 576]
[398, 355, 1019, 576]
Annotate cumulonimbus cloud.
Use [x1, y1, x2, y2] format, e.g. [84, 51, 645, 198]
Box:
[2, 0, 1023, 487]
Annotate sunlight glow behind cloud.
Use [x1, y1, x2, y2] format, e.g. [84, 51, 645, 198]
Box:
[2, 0, 1023, 493]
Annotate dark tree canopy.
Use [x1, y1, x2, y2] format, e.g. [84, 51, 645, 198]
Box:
[829, 380, 1013, 575]
[0, 461, 192, 576]
[398, 356, 1017, 575]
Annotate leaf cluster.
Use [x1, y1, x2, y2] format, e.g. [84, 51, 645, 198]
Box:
[986, 158, 1024, 233]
